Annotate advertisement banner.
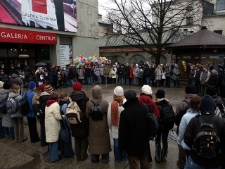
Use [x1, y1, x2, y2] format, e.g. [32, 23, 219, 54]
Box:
[60, 45, 70, 67]
[0, 27, 57, 44]
[0, 0, 77, 32]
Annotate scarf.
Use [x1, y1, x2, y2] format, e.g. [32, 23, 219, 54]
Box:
[111, 101, 119, 127]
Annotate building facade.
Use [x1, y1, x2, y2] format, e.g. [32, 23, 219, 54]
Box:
[0, 0, 99, 72]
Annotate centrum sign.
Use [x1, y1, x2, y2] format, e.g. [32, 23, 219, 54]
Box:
[0, 28, 57, 44]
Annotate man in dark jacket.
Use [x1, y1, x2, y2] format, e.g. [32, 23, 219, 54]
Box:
[119, 90, 148, 169]
[184, 95, 225, 169]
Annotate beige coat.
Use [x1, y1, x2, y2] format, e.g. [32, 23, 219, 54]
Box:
[85, 85, 111, 155]
[155, 67, 163, 80]
[45, 102, 62, 143]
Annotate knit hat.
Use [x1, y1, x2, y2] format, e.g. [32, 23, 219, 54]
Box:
[73, 82, 82, 91]
[200, 95, 216, 114]
[206, 86, 217, 96]
[141, 85, 152, 95]
[28, 81, 36, 89]
[39, 84, 46, 92]
[114, 86, 124, 96]
[0, 81, 4, 88]
[155, 89, 165, 99]
[44, 85, 53, 94]
[124, 90, 137, 100]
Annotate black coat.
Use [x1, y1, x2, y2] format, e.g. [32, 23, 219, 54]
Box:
[184, 114, 225, 168]
[38, 94, 51, 124]
[124, 66, 130, 78]
[70, 91, 89, 138]
[119, 98, 148, 156]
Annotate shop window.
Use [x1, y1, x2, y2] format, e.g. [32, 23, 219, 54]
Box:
[8, 48, 18, 57]
[216, 0, 225, 10]
[0, 49, 7, 58]
[214, 30, 223, 35]
[186, 17, 193, 25]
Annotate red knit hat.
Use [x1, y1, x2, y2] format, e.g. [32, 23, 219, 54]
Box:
[73, 82, 82, 91]
[39, 84, 46, 92]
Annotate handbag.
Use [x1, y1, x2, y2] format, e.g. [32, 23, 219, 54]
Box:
[162, 74, 166, 79]
[59, 115, 71, 143]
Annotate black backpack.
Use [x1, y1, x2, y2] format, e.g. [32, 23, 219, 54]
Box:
[0, 95, 9, 114]
[17, 92, 29, 115]
[208, 73, 218, 86]
[36, 101, 46, 122]
[90, 100, 103, 121]
[175, 100, 190, 126]
[192, 115, 221, 159]
[143, 103, 159, 140]
[159, 103, 175, 130]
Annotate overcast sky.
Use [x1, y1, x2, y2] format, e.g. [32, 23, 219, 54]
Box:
[98, 0, 115, 18]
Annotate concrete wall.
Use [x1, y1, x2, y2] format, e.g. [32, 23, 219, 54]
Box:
[202, 16, 225, 35]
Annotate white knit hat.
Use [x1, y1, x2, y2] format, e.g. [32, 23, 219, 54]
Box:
[114, 86, 124, 96]
[141, 85, 152, 95]
[0, 81, 4, 88]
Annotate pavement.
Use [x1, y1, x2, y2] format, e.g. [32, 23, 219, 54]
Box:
[0, 84, 187, 169]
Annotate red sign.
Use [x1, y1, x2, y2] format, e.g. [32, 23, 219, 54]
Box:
[32, 0, 47, 14]
[0, 28, 57, 44]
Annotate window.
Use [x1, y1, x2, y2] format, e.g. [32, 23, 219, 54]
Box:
[216, 0, 225, 11]
[214, 30, 223, 35]
[186, 17, 193, 25]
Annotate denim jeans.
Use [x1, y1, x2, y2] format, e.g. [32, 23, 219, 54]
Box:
[113, 139, 127, 162]
[145, 77, 150, 85]
[120, 78, 125, 85]
[87, 77, 91, 85]
[97, 76, 101, 84]
[4, 127, 14, 139]
[126, 78, 130, 85]
[69, 79, 74, 86]
[49, 141, 60, 162]
[63, 78, 68, 87]
[130, 78, 134, 85]
[184, 156, 221, 169]
[0, 117, 5, 138]
[155, 128, 169, 153]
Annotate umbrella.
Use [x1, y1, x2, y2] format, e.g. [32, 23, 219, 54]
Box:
[35, 62, 47, 66]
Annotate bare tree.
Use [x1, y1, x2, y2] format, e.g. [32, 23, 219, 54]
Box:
[104, 0, 203, 64]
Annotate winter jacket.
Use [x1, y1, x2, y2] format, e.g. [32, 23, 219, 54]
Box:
[164, 66, 171, 77]
[9, 73, 23, 86]
[118, 67, 125, 78]
[103, 66, 110, 77]
[119, 97, 148, 156]
[107, 98, 126, 139]
[0, 89, 8, 118]
[200, 71, 208, 85]
[36, 71, 45, 82]
[9, 92, 23, 118]
[45, 100, 62, 143]
[85, 85, 111, 155]
[172, 68, 180, 80]
[189, 69, 195, 80]
[78, 68, 85, 80]
[175, 94, 198, 116]
[133, 67, 139, 78]
[0, 74, 8, 83]
[85, 68, 91, 77]
[177, 108, 200, 150]
[38, 93, 51, 124]
[155, 67, 162, 80]
[94, 67, 101, 76]
[124, 66, 130, 78]
[195, 69, 201, 82]
[70, 91, 89, 138]
[111, 68, 117, 78]
[24, 90, 36, 118]
[184, 113, 225, 168]
[129, 67, 134, 78]
[138, 94, 160, 119]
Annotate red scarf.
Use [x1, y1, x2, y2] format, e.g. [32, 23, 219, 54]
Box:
[111, 101, 119, 127]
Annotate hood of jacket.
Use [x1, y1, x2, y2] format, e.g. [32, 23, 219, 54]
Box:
[92, 85, 102, 99]
[46, 100, 57, 107]
[9, 92, 20, 98]
[212, 95, 223, 105]
[70, 91, 86, 103]
[139, 94, 153, 102]
[11, 73, 19, 79]
[40, 92, 50, 96]
[40, 94, 51, 103]
[155, 98, 169, 104]
[123, 97, 139, 108]
[0, 89, 8, 100]
[186, 108, 200, 115]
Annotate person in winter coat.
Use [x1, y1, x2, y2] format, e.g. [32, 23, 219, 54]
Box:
[124, 63, 130, 85]
[133, 64, 139, 86]
[9, 84, 28, 142]
[85, 65, 92, 85]
[175, 85, 198, 169]
[155, 89, 174, 162]
[184, 95, 225, 169]
[119, 90, 149, 169]
[150, 62, 156, 87]
[107, 86, 127, 162]
[69, 82, 89, 161]
[94, 65, 102, 84]
[24, 81, 40, 143]
[111, 65, 117, 84]
[9, 72, 23, 94]
[129, 64, 134, 85]
[35, 67, 45, 86]
[45, 92, 62, 163]
[118, 64, 125, 85]
[164, 64, 171, 88]
[189, 65, 195, 85]
[177, 96, 201, 160]
[200, 66, 210, 96]
[155, 65, 163, 87]
[103, 64, 110, 84]
[0, 70, 9, 83]
[138, 85, 160, 163]
[218, 65, 225, 98]
[194, 65, 202, 95]
[0, 82, 13, 139]
[85, 85, 111, 163]
[172, 65, 180, 87]
[38, 85, 53, 146]
[78, 66, 85, 84]
[143, 64, 150, 85]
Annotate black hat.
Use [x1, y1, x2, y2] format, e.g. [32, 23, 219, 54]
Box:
[124, 90, 137, 100]
[209, 66, 214, 71]
[185, 85, 196, 94]
[3, 82, 11, 90]
[155, 89, 165, 98]
[206, 86, 217, 96]
[200, 95, 216, 114]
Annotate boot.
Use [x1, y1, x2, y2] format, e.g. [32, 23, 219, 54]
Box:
[161, 149, 168, 162]
[155, 144, 161, 162]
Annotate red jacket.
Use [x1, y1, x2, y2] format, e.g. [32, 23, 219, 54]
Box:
[130, 67, 134, 78]
[138, 94, 160, 119]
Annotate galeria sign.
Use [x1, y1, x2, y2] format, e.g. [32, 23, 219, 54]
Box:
[0, 27, 57, 44]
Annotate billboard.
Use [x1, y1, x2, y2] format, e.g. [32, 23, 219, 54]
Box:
[0, 0, 77, 32]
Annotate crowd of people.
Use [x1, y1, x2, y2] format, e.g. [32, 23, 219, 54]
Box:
[0, 62, 224, 169]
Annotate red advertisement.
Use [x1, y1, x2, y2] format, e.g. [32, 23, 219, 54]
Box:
[0, 28, 57, 44]
[32, 0, 47, 14]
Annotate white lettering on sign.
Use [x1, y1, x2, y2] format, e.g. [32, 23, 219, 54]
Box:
[210, 56, 219, 59]
[1, 32, 28, 39]
[183, 56, 191, 59]
[36, 35, 56, 41]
